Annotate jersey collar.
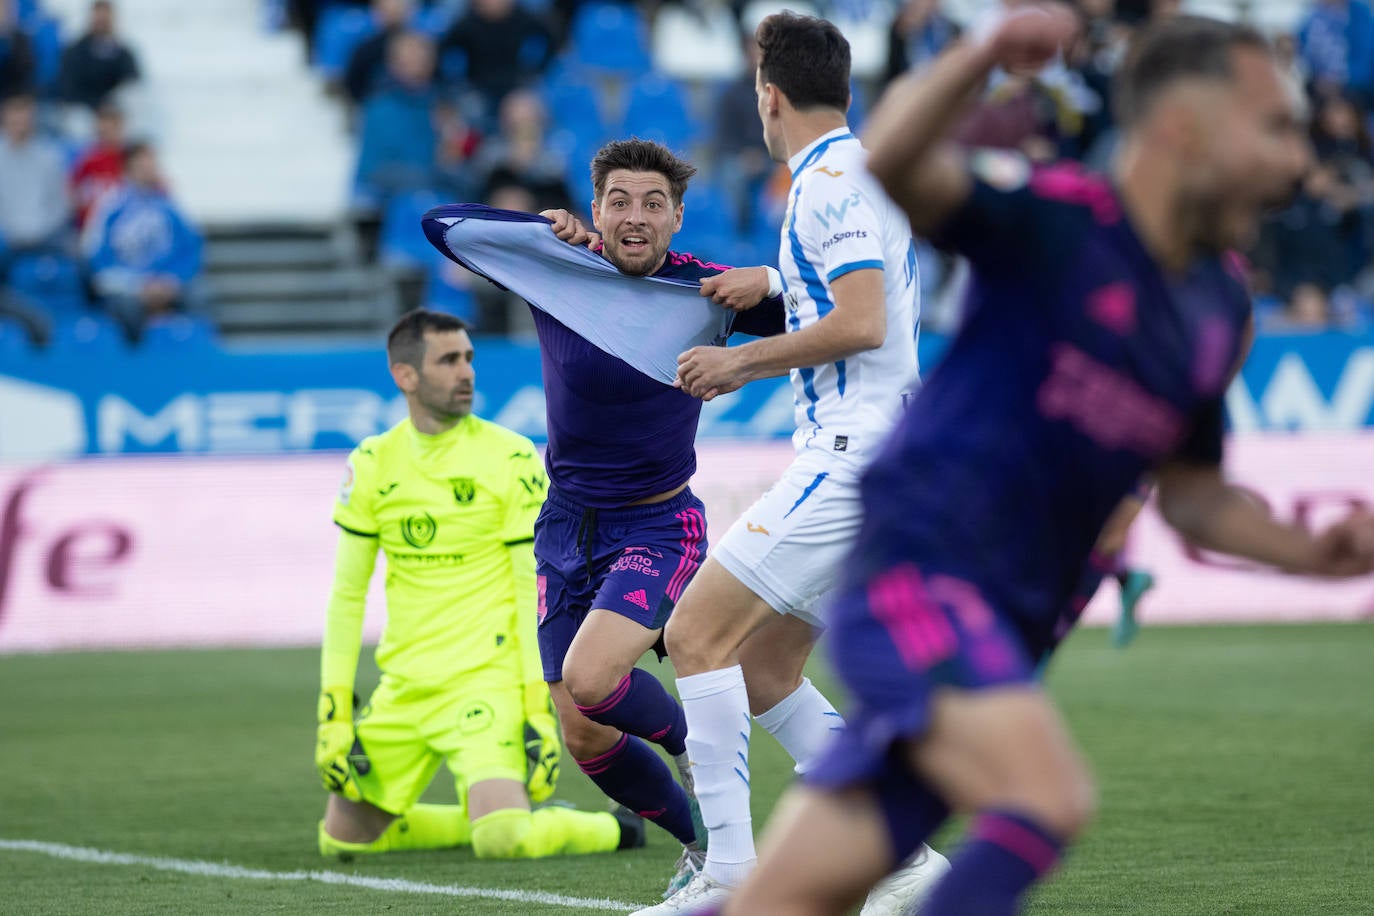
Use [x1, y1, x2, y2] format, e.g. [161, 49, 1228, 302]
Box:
[407, 414, 474, 451]
[788, 127, 856, 179]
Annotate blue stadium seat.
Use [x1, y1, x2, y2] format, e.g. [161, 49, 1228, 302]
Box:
[15, 0, 40, 29]
[674, 181, 740, 258]
[314, 5, 377, 79]
[542, 71, 609, 143]
[50, 314, 127, 354]
[621, 74, 699, 151]
[141, 314, 219, 351]
[545, 127, 605, 190]
[8, 252, 86, 313]
[415, 3, 458, 38]
[568, 2, 650, 75]
[0, 317, 34, 354]
[425, 260, 476, 320]
[25, 14, 62, 92]
[380, 188, 447, 269]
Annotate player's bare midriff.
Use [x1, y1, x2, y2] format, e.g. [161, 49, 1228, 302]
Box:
[622, 482, 689, 507]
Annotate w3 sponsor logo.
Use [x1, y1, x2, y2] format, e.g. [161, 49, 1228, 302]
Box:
[812, 192, 862, 230]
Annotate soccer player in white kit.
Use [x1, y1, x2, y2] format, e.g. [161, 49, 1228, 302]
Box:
[637, 12, 948, 915]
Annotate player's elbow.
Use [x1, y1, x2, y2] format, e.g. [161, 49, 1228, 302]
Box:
[848, 316, 886, 352]
[867, 149, 903, 197]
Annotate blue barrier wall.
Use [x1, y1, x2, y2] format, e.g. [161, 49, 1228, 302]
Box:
[1, 331, 1371, 460]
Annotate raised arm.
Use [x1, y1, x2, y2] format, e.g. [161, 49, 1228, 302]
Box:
[863, 4, 1078, 237]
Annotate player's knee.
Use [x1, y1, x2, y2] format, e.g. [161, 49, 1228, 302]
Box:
[1061, 771, 1097, 839]
[1031, 772, 1096, 841]
[471, 809, 532, 859]
[563, 665, 620, 711]
[663, 614, 716, 673]
[559, 711, 618, 761]
[323, 795, 391, 844]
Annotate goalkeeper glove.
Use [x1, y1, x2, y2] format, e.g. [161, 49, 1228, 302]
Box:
[316, 687, 369, 802]
[522, 681, 561, 803]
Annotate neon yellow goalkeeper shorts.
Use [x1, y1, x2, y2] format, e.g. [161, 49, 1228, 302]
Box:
[353, 661, 527, 815]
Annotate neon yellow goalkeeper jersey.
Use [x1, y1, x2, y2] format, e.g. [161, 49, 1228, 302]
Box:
[333, 415, 546, 686]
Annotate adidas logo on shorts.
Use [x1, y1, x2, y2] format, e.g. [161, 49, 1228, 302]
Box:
[623, 589, 650, 611]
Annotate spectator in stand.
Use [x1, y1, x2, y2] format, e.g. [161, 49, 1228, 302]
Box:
[712, 33, 772, 235]
[952, 71, 1066, 163]
[0, 0, 35, 102]
[1277, 283, 1336, 330]
[434, 98, 484, 200]
[82, 141, 204, 342]
[0, 93, 72, 261]
[0, 96, 58, 344]
[70, 101, 126, 229]
[440, 0, 553, 119]
[882, 0, 957, 86]
[1252, 91, 1374, 331]
[58, 1, 141, 111]
[355, 31, 441, 210]
[471, 88, 571, 213]
[1298, 0, 1374, 106]
[1255, 162, 1363, 325]
[344, 0, 418, 105]
[470, 181, 538, 334]
[286, 0, 328, 57]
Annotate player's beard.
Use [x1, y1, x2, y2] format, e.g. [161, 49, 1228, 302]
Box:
[418, 380, 472, 422]
[604, 233, 669, 277]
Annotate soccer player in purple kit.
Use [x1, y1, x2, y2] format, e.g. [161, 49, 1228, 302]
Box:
[440, 138, 785, 889]
[700, 10, 1374, 916]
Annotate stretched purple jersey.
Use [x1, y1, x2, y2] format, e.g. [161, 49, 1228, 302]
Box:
[536, 249, 782, 508]
[849, 159, 1251, 655]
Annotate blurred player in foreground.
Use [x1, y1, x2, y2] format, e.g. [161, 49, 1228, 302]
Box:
[315, 309, 642, 860]
[705, 11, 1374, 915]
[641, 12, 945, 916]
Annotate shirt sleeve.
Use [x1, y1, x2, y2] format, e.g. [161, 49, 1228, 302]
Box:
[797, 172, 888, 284]
[320, 519, 381, 691]
[728, 295, 786, 337]
[1172, 399, 1225, 467]
[331, 446, 378, 537]
[929, 150, 1052, 272]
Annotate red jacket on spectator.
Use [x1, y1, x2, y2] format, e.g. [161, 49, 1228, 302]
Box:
[70, 143, 123, 228]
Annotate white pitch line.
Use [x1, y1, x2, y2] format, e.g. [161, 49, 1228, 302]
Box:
[0, 838, 640, 912]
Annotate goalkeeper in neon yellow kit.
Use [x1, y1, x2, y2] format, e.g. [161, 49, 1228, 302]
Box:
[316, 308, 643, 859]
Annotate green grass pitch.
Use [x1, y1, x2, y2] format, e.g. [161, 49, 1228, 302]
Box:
[2, 623, 1372, 914]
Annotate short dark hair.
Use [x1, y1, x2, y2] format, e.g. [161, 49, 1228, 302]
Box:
[756, 12, 850, 113]
[1114, 15, 1272, 127]
[387, 308, 469, 368]
[590, 138, 697, 204]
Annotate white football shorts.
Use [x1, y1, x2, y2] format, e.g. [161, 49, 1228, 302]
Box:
[711, 448, 864, 626]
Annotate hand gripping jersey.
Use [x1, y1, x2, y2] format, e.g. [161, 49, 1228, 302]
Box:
[779, 129, 921, 456]
[848, 156, 1252, 657]
[332, 415, 546, 686]
[423, 203, 784, 508]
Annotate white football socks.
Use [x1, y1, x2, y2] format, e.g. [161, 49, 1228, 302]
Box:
[678, 665, 755, 887]
[753, 677, 843, 774]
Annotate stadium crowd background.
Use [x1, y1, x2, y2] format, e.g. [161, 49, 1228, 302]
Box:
[0, 0, 1369, 353]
